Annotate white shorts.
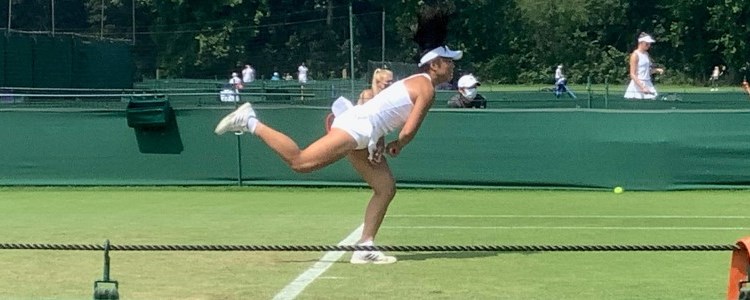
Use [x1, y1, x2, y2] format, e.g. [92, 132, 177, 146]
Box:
[331, 107, 373, 150]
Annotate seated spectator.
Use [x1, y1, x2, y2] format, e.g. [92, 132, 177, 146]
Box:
[447, 74, 486, 108]
[271, 72, 281, 81]
[229, 72, 243, 89]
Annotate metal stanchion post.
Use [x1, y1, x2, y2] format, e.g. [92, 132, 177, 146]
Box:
[93, 240, 119, 300]
[234, 100, 243, 186]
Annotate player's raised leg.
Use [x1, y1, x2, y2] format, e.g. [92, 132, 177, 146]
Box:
[256, 124, 357, 173]
[215, 102, 358, 173]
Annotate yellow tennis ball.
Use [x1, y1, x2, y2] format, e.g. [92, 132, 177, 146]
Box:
[613, 187, 624, 194]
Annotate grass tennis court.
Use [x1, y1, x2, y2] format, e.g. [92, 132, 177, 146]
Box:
[0, 187, 747, 299]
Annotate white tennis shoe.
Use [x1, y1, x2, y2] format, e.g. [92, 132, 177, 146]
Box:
[214, 102, 255, 135]
[350, 250, 397, 264]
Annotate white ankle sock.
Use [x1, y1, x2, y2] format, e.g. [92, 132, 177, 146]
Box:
[247, 118, 258, 134]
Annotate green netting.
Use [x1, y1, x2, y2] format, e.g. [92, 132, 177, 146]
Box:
[103, 40, 135, 89]
[4, 34, 34, 87]
[0, 36, 5, 86]
[73, 39, 134, 89]
[73, 40, 103, 88]
[33, 35, 73, 88]
[1, 33, 135, 90]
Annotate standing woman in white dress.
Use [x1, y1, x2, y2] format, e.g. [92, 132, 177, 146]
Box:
[624, 33, 664, 99]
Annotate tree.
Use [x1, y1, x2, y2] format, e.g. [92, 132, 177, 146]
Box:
[707, 0, 750, 82]
[43, 0, 748, 84]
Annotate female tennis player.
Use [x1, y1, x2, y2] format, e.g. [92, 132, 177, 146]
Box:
[324, 68, 394, 132]
[215, 6, 462, 264]
[624, 32, 664, 100]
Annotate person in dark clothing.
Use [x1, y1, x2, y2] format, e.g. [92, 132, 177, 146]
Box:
[447, 74, 486, 108]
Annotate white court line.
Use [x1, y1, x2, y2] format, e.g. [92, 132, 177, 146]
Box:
[272, 224, 362, 300]
[384, 225, 750, 231]
[388, 214, 750, 219]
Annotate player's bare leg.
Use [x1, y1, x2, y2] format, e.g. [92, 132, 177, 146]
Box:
[215, 103, 357, 173]
[253, 124, 356, 173]
[347, 149, 397, 264]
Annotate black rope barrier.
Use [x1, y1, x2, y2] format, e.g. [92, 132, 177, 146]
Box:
[0, 243, 739, 252]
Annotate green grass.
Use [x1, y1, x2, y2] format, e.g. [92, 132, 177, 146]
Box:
[0, 187, 748, 299]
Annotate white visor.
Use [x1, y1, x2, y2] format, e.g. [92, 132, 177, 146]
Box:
[418, 46, 463, 67]
[638, 35, 655, 43]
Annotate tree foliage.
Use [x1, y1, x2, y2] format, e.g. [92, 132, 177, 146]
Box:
[3, 0, 750, 83]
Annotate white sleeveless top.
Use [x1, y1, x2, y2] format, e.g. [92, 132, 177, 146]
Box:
[357, 73, 426, 140]
[634, 50, 652, 81]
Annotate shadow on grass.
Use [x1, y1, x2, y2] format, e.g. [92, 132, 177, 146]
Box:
[281, 251, 539, 263]
[396, 251, 539, 261]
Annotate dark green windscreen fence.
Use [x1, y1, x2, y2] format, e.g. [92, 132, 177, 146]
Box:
[73, 39, 134, 89]
[1, 107, 750, 190]
[72, 40, 103, 88]
[1, 33, 133, 89]
[0, 36, 5, 86]
[33, 35, 73, 88]
[4, 34, 34, 87]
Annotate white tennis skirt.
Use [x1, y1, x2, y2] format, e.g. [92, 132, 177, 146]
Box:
[624, 80, 657, 100]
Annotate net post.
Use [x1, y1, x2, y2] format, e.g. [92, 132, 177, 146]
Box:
[103, 240, 111, 281]
[93, 239, 119, 300]
[726, 237, 750, 300]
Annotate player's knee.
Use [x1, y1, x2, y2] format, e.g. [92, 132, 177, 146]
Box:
[290, 163, 314, 174]
[373, 183, 396, 200]
[289, 160, 319, 174]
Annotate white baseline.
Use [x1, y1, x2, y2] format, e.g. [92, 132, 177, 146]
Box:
[272, 224, 363, 300]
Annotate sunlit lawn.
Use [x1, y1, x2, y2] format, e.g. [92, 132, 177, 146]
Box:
[0, 187, 746, 299]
